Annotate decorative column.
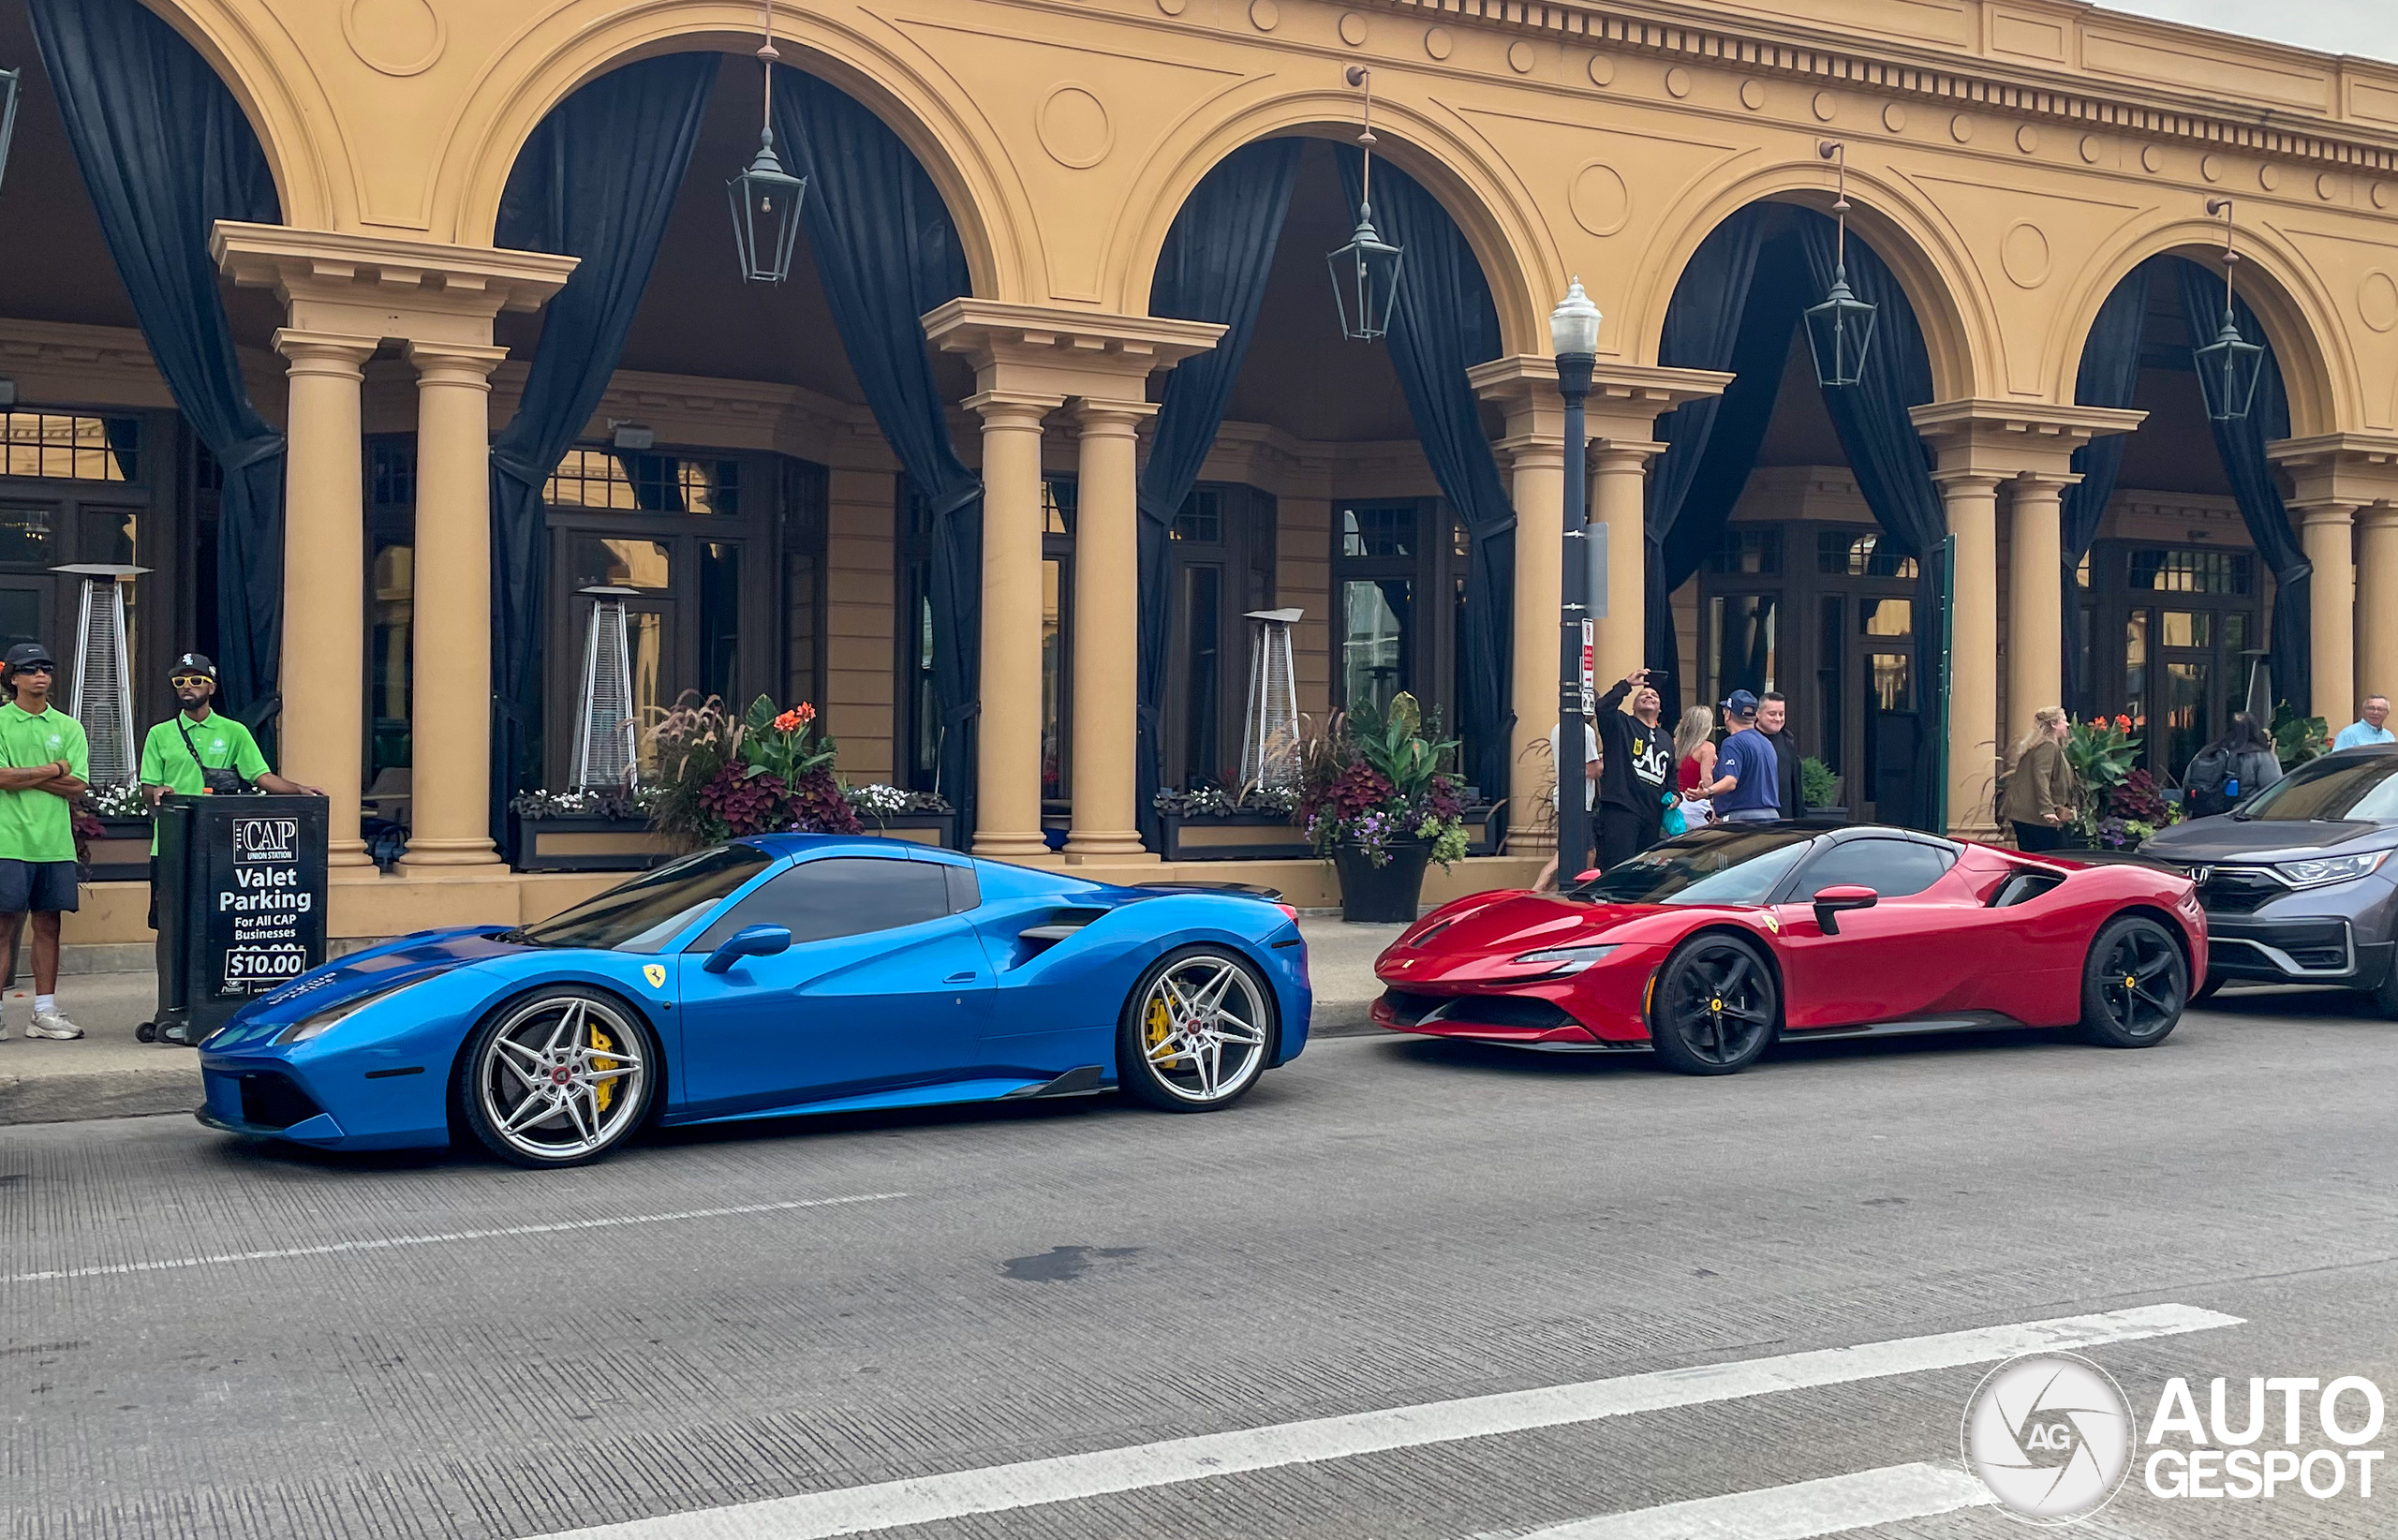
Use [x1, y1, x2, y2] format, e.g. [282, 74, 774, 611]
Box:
[1586, 438, 1664, 683]
[398, 341, 511, 870]
[1062, 398, 1155, 861]
[1934, 470, 2003, 838]
[2287, 503, 2357, 726]
[2272, 436, 2398, 725]
[2005, 472, 2076, 745]
[1467, 360, 1565, 854]
[963, 390, 1059, 859]
[2356, 502, 2398, 708]
[274, 330, 379, 869]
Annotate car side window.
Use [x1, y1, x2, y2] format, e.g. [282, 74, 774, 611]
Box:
[689, 857, 952, 950]
[1796, 838, 1954, 899]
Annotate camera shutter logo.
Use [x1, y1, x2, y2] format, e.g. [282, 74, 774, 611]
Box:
[1961, 1351, 2134, 1524]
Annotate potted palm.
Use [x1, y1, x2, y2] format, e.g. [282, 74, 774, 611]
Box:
[1297, 693, 1471, 923]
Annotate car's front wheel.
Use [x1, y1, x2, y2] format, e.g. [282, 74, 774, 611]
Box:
[458, 988, 658, 1167]
[2077, 914, 2187, 1048]
[1648, 934, 1778, 1074]
[1118, 946, 1275, 1112]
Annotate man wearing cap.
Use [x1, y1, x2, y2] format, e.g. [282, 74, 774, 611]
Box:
[0, 641, 88, 1041]
[1703, 689, 1784, 825]
[139, 655, 318, 915]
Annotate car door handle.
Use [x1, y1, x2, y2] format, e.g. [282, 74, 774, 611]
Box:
[945, 970, 977, 983]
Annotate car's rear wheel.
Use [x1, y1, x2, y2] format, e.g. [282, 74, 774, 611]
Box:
[1648, 934, 1778, 1075]
[458, 988, 657, 1167]
[2078, 915, 2187, 1048]
[1118, 946, 1275, 1112]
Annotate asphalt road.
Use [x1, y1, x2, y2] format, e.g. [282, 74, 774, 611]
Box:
[7, 986, 2398, 1540]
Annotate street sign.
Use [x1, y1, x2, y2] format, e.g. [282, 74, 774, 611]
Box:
[1581, 619, 1595, 716]
[155, 794, 330, 1039]
[1588, 521, 1607, 621]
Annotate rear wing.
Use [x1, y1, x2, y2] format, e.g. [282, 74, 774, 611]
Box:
[1132, 879, 1286, 903]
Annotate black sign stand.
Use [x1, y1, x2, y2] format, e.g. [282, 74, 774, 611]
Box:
[153, 794, 330, 1044]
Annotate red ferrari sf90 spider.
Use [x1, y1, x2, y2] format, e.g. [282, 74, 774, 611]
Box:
[1371, 824, 2206, 1074]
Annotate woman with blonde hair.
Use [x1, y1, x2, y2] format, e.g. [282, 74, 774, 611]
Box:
[1997, 705, 2077, 851]
[1671, 704, 1717, 832]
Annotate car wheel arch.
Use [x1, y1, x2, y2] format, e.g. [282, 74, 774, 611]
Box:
[444, 980, 673, 1140]
[2110, 903, 2196, 976]
[1649, 924, 1787, 1034]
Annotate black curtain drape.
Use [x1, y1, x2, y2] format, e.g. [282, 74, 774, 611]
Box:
[775, 70, 981, 827]
[2059, 261, 2153, 713]
[2173, 258, 2310, 715]
[1643, 207, 1780, 726]
[1139, 139, 1301, 836]
[1336, 149, 1513, 797]
[1798, 211, 1947, 832]
[32, 0, 285, 725]
[490, 53, 718, 838]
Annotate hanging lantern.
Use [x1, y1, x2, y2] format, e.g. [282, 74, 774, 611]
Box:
[0, 69, 21, 195]
[725, 5, 807, 284]
[1325, 67, 1402, 341]
[2192, 197, 2264, 422]
[1803, 141, 1877, 389]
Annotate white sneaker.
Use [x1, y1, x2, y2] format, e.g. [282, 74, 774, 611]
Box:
[25, 1010, 82, 1041]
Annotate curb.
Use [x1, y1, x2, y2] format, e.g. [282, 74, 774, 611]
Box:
[0, 1061, 201, 1126]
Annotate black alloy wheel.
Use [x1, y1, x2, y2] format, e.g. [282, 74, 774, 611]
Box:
[1648, 935, 1778, 1075]
[2078, 914, 2187, 1048]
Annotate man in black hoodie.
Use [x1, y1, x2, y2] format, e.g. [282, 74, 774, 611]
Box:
[1757, 689, 1804, 819]
[1594, 666, 1674, 869]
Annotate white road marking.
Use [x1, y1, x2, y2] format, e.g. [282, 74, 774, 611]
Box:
[525, 1302, 2241, 1540]
[1523, 1462, 1994, 1539]
[1, 1192, 909, 1284]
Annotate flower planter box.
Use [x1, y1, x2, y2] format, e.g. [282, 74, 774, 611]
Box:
[1159, 809, 1310, 862]
[85, 816, 155, 884]
[1333, 837, 1432, 923]
[854, 810, 959, 849]
[511, 812, 674, 874]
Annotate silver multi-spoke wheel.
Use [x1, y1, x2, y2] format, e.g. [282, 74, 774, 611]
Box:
[467, 992, 652, 1165]
[1121, 949, 1273, 1111]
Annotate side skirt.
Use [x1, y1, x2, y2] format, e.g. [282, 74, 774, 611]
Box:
[1783, 1012, 2033, 1042]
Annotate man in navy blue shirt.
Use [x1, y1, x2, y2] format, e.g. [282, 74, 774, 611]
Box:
[1704, 689, 1783, 824]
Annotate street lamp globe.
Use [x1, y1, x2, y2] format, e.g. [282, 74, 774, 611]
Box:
[1548, 276, 1602, 361]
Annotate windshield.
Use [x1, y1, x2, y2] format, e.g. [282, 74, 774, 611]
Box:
[1567, 827, 1817, 906]
[2232, 752, 2398, 823]
[514, 844, 776, 952]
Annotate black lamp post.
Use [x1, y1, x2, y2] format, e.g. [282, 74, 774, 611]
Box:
[2193, 197, 2265, 422]
[1551, 277, 1601, 884]
[1325, 67, 1402, 342]
[725, 2, 807, 285]
[1802, 141, 1876, 388]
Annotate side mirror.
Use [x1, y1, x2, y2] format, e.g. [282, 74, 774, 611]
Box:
[1811, 884, 1878, 936]
[1574, 869, 1604, 885]
[702, 923, 792, 974]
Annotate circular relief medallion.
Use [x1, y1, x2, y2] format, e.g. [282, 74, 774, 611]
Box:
[1426, 25, 1454, 60]
[1665, 67, 1693, 98]
[2319, 171, 2344, 200]
[1570, 162, 1631, 237]
[2201, 154, 2223, 183]
[2141, 144, 2164, 173]
[1739, 80, 1765, 111]
[1587, 53, 1615, 86]
[1158, 0, 1186, 13]
[1508, 40, 1536, 74]
[2259, 163, 2282, 190]
[1339, 11, 1368, 45]
[2015, 124, 2039, 154]
[1813, 91, 1837, 122]
[1950, 113, 1975, 143]
[1249, 0, 1279, 30]
[2001, 222, 2050, 289]
[2361, 271, 2398, 333]
[2377, 182, 2393, 210]
[1882, 102, 1906, 133]
[2080, 134, 2104, 164]
[1037, 85, 1112, 169]
[343, 0, 444, 77]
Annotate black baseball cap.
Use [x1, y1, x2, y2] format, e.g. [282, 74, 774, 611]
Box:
[3, 642, 54, 672]
[170, 652, 218, 682]
[1722, 689, 1761, 717]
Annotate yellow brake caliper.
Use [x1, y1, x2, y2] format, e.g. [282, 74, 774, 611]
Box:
[1145, 995, 1178, 1064]
[588, 1024, 617, 1114]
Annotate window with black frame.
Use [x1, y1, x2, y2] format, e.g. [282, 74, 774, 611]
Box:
[2083, 541, 2261, 779]
[1165, 483, 1277, 790]
[1335, 499, 1457, 731]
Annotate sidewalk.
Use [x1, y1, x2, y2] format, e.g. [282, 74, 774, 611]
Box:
[0, 917, 1403, 1127]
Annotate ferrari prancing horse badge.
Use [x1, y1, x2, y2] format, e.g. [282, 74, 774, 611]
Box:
[643, 963, 667, 988]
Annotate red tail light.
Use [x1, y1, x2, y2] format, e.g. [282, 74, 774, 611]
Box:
[1276, 903, 1300, 922]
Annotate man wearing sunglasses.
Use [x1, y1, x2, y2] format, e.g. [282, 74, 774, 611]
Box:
[0, 641, 87, 1042]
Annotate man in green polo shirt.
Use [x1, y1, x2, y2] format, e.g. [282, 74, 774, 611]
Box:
[0, 641, 88, 1042]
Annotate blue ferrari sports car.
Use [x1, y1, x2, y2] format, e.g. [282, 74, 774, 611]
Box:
[197, 836, 1311, 1166]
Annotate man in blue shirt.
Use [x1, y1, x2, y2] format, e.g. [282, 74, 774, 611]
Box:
[2332, 695, 2393, 750]
[1704, 689, 1783, 824]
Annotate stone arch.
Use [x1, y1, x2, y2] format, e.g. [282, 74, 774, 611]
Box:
[1626, 161, 1997, 404]
[1109, 91, 1553, 358]
[437, 5, 1023, 299]
[135, 0, 329, 225]
[2050, 216, 2347, 438]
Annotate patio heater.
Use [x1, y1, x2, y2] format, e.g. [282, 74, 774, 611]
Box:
[1239, 608, 1304, 792]
[55, 563, 145, 789]
[571, 586, 640, 792]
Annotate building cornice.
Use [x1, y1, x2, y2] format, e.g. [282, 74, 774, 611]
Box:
[1373, 0, 2398, 174]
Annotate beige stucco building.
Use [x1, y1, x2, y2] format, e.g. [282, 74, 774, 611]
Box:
[7, 0, 2398, 942]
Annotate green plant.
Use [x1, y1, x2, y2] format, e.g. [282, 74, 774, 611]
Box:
[2064, 715, 2141, 834]
[739, 696, 838, 784]
[2272, 700, 2330, 766]
[1343, 692, 1458, 804]
[1295, 701, 1469, 868]
[1798, 756, 1838, 809]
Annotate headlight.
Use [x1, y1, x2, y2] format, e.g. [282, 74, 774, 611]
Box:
[274, 977, 428, 1044]
[2272, 850, 2392, 890]
[1511, 943, 1621, 975]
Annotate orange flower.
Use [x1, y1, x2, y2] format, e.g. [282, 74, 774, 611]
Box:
[2114, 714, 2133, 731]
[773, 708, 803, 733]
[795, 702, 817, 726]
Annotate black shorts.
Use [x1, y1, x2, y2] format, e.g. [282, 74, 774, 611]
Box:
[0, 857, 79, 915]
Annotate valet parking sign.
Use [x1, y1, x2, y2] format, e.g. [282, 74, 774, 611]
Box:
[215, 812, 315, 996]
